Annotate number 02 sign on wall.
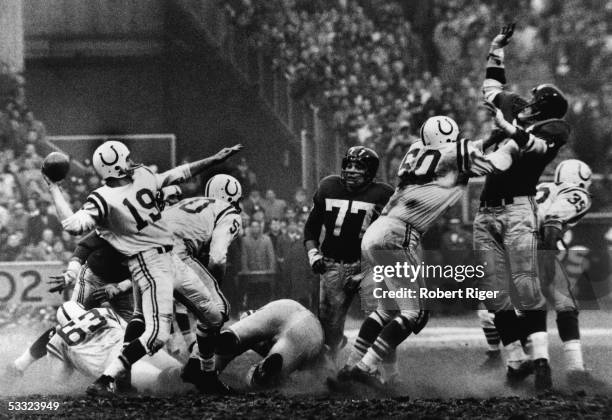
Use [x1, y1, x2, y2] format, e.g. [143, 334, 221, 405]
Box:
[0, 262, 65, 306]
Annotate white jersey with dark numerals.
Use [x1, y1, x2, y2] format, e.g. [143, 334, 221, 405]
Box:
[535, 181, 591, 230]
[383, 139, 516, 233]
[62, 165, 191, 256]
[164, 197, 242, 262]
[46, 307, 125, 378]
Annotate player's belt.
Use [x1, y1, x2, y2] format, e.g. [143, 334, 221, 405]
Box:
[155, 244, 173, 254]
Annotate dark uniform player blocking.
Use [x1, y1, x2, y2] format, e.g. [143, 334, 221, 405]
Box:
[474, 23, 571, 391]
[303, 146, 393, 360]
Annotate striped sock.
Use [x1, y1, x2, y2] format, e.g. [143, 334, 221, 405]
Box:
[346, 312, 387, 366]
[483, 327, 501, 351]
[359, 316, 412, 372]
[197, 325, 219, 372]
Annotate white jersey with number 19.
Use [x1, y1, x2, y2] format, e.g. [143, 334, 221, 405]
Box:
[62, 166, 191, 256]
[383, 139, 516, 233]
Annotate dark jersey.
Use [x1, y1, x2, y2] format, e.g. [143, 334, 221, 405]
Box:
[480, 91, 570, 201]
[73, 231, 130, 282]
[303, 175, 394, 262]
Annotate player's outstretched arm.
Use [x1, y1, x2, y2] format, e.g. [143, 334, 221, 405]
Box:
[158, 144, 243, 186]
[44, 175, 75, 222]
[483, 23, 515, 103]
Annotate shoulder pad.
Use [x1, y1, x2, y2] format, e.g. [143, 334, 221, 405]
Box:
[317, 175, 345, 197]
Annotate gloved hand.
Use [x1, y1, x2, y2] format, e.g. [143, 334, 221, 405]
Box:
[91, 284, 122, 305]
[491, 22, 515, 48]
[47, 270, 78, 294]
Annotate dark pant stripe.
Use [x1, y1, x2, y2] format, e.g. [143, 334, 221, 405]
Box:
[137, 254, 159, 351]
[188, 256, 230, 317]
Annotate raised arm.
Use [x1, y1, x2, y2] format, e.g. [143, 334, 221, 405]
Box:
[483, 23, 515, 103]
[157, 144, 243, 187]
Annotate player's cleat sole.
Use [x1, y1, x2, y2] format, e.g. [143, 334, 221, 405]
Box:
[251, 353, 283, 388]
[506, 360, 534, 388]
[534, 358, 553, 392]
[86, 375, 116, 397]
[479, 350, 503, 372]
[567, 370, 608, 390]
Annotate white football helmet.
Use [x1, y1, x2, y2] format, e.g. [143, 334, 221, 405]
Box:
[420, 116, 460, 147]
[205, 174, 242, 203]
[56, 301, 86, 327]
[554, 159, 592, 190]
[92, 141, 132, 180]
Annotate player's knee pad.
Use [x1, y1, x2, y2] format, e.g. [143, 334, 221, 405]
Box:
[556, 309, 580, 342]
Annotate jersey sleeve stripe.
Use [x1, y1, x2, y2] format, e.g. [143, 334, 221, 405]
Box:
[46, 343, 63, 360]
[214, 205, 238, 226]
[462, 139, 470, 172]
[456, 140, 464, 172]
[90, 192, 109, 218]
[86, 197, 104, 219]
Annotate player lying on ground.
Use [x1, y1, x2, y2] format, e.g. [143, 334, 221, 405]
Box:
[214, 299, 324, 388]
[332, 113, 529, 389]
[9, 302, 180, 392]
[45, 141, 241, 395]
[479, 159, 607, 388]
[475, 23, 570, 391]
[303, 146, 394, 376]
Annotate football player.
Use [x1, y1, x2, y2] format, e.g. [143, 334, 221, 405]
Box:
[303, 146, 394, 368]
[479, 160, 606, 388]
[10, 302, 180, 391]
[214, 299, 324, 388]
[474, 23, 570, 391]
[159, 174, 243, 385]
[336, 115, 522, 388]
[46, 141, 241, 396]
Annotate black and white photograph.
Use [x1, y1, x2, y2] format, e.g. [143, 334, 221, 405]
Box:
[1, 0, 612, 418]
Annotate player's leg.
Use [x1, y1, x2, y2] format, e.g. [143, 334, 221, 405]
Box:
[318, 260, 355, 356]
[474, 209, 530, 380]
[477, 308, 503, 370]
[87, 251, 174, 396]
[504, 199, 550, 390]
[9, 327, 56, 376]
[183, 255, 230, 322]
[172, 255, 231, 394]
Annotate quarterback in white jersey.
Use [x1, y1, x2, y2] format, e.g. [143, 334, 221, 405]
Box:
[46, 141, 242, 396]
[215, 299, 324, 388]
[337, 115, 522, 388]
[10, 302, 180, 391]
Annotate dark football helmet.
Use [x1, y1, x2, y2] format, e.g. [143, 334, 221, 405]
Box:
[517, 84, 568, 123]
[341, 146, 380, 190]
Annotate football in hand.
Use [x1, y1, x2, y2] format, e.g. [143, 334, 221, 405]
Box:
[42, 152, 70, 182]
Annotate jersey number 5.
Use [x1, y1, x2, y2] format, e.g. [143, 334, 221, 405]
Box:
[123, 189, 162, 231]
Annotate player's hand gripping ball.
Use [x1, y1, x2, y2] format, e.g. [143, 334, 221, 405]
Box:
[42, 152, 70, 182]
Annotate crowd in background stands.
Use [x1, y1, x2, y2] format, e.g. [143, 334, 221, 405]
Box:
[223, 0, 612, 208]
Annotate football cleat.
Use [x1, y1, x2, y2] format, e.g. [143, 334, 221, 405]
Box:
[534, 358, 553, 391]
[479, 350, 503, 372]
[505, 360, 534, 387]
[337, 365, 354, 382]
[86, 375, 116, 397]
[197, 371, 235, 395]
[248, 353, 283, 388]
[567, 370, 608, 390]
[116, 369, 137, 395]
[348, 366, 386, 390]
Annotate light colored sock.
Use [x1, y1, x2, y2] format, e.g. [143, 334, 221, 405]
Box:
[523, 337, 533, 358]
[505, 340, 528, 369]
[14, 351, 35, 372]
[358, 348, 383, 373]
[563, 339, 585, 371]
[103, 357, 126, 378]
[529, 331, 549, 361]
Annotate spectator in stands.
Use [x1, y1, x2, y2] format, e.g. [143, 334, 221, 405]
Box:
[292, 187, 310, 216]
[0, 161, 21, 204]
[51, 240, 71, 262]
[240, 220, 277, 309]
[276, 221, 317, 309]
[261, 189, 287, 221]
[9, 201, 29, 234]
[251, 209, 267, 233]
[22, 110, 46, 144]
[241, 189, 264, 215]
[19, 144, 43, 169]
[28, 228, 56, 261]
[25, 200, 61, 245]
[0, 233, 24, 261]
[440, 218, 473, 267]
[0, 200, 9, 231]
